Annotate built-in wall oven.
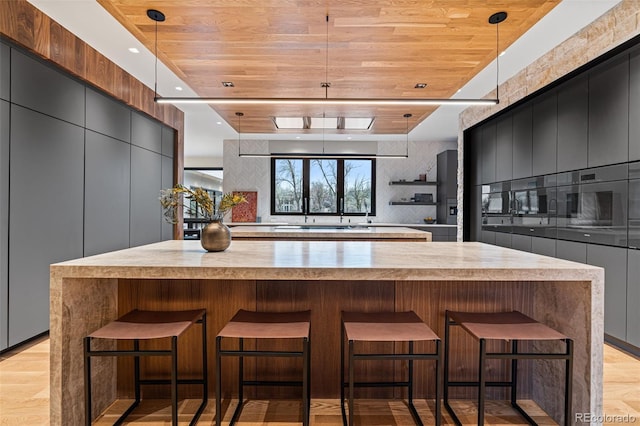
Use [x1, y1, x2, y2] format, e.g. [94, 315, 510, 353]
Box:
[628, 162, 640, 248]
[556, 164, 628, 246]
[511, 175, 557, 238]
[482, 182, 512, 233]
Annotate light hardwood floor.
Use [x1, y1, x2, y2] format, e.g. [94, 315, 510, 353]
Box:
[0, 336, 638, 425]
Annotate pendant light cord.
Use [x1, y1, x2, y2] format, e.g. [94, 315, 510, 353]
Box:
[154, 17, 159, 99]
[495, 19, 500, 102]
[325, 14, 329, 99]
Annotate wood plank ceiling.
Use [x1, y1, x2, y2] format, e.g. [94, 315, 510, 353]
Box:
[98, 0, 559, 135]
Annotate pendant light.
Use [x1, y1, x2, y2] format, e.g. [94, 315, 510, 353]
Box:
[147, 10, 507, 107]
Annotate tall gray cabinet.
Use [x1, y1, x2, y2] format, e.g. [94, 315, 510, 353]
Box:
[464, 42, 640, 354]
[0, 41, 176, 350]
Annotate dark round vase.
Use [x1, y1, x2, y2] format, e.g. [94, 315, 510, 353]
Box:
[200, 220, 231, 252]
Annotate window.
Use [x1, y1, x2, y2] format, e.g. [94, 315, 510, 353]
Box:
[271, 158, 375, 215]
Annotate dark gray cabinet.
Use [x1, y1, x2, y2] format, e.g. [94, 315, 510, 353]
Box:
[512, 104, 532, 179]
[481, 123, 496, 184]
[162, 126, 175, 158]
[630, 49, 640, 162]
[532, 92, 557, 176]
[481, 230, 496, 245]
[496, 114, 512, 182]
[588, 55, 629, 167]
[132, 111, 162, 153]
[587, 245, 627, 340]
[531, 237, 556, 257]
[0, 101, 9, 350]
[10, 50, 85, 127]
[557, 76, 588, 172]
[9, 106, 84, 346]
[495, 232, 512, 248]
[468, 128, 482, 187]
[627, 249, 640, 346]
[84, 131, 131, 256]
[0, 42, 9, 102]
[469, 185, 482, 241]
[161, 155, 174, 241]
[556, 240, 586, 263]
[511, 234, 532, 252]
[130, 146, 162, 247]
[86, 88, 131, 143]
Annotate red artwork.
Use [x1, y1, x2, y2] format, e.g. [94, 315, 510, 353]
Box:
[231, 191, 257, 222]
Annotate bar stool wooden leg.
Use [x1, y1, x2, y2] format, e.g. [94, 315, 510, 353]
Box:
[348, 339, 355, 426]
[435, 339, 442, 426]
[84, 337, 92, 426]
[171, 336, 178, 426]
[478, 338, 486, 426]
[565, 339, 574, 426]
[215, 336, 222, 426]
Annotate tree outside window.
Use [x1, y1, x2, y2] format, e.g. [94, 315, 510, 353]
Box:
[271, 158, 375, 216]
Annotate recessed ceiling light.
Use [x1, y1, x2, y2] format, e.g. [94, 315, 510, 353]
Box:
[222, 81, 235, 87]
[175, 86, 183, 91]
[499, 51, 506, 57]
[347, 136, 352, 140]
[295, 136, 301, 139]
[414, 83, 427, 89]
[128, 47, 139, 54]
[216, 121, 222, 125]
[456, 89, 462, 93]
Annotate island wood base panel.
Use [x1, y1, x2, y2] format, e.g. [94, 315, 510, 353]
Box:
[109, 278, 588, 424]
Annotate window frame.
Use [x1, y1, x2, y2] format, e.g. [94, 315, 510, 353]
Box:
[270, 157, 376, 216]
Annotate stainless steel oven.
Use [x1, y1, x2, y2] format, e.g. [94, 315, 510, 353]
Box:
[556, 164, 628, 246]
[510, 175, 557, 238]
[628, 162, 640, 248]
[482, 182, 512, 234]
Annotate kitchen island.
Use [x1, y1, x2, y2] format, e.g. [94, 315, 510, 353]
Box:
[230, 225, 431, 241]
[50, 240, 604, 425]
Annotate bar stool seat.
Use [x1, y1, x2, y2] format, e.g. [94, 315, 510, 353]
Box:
[444, 310, 573, 426]
[215, 309, 311, 426]
[84, 309, 208, 426]
[341, 311, 442, 426]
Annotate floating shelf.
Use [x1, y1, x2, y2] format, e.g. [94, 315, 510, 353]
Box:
[389, 180, 437, 185]
[389, 201, 437, 206]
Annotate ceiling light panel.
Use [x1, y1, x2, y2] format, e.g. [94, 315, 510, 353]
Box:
[344, 118, 374, 130]
[274, 117, 305, 129]
[310, 117, 338, 129]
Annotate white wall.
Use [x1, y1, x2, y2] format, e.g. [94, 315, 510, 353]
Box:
[223, 138, 456, 224]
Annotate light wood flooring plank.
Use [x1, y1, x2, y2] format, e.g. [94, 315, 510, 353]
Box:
[0, 337, 638, 425]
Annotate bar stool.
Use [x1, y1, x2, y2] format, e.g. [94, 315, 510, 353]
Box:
[341, 311, 442, 426]
[215, 309, 311, 426]
[444, 310, 573, 425]
[83, 309, 208, 426]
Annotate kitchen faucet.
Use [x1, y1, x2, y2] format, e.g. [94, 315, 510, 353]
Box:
[304, 198, 308, 223]
[339, 198, 344, 223]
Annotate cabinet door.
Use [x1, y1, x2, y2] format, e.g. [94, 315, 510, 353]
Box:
[86, 88, 131, 143]
[132, 111, 162, 153]
[630, 49, 640, 161]
[0, 42, 8, 102]
[84, 131, 131, 256]
[512, 104, 533, 179]
[511, 234, 532, 252]
[531, 237, 556, 257]
[481, 122, 496, 184]
[9, 106, 84, 346]
[481, 230, 496, 245]
[11, 50, 85, 127]
[466, 128, 482, 187]
[161, 155, 174, 241]
[162, 126, 175, 158]
[468, 185, 482, 241]
[496, 114, 512, 182]
[532, 92, 557, 176]
[557, 76, 588, 172]
[130, 145, 162, 247]
[588, 55, 629, 167]
[587, 245, 627, 340]
[495, 232, 512, 248]
[627, 249, 640, 346]
[556, 240, 586, 263]
[0, 101, 8, 350]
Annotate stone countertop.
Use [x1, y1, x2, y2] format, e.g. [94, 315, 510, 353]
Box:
[229, 225, 430, 240]
[51, 240, 602, 283]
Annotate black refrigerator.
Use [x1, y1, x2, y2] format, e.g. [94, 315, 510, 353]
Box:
[437, 150, 458, 224]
